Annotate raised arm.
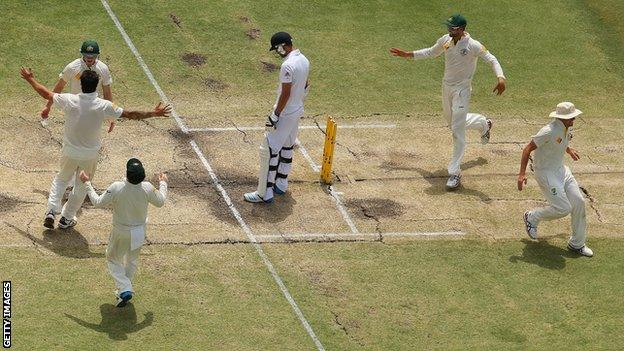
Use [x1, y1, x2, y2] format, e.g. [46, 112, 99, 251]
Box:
[20, 68, 53, 101]
[121, 102, 172, 120]
[41, 79, 67, 118]
[517, 141, 537, 191]
[79, 171, 114, 208]
[147, 173, 168, 208]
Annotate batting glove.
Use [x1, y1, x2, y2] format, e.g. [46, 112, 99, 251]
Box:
[265, 111, 279, 130]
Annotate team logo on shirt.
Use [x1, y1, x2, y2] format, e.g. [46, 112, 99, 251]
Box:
[284, 71, 290, 77]
[551, 188, 557, 196]
[460, 48, 468, 56]
[556, 137, 562, 144]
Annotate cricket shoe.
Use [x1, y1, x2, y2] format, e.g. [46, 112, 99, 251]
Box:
[243, 191, 273, 204]
[481, 119, 493, 144]
[523, 211, 538, 240]
[116, 291, 133, 307]
[445, 174, 461, 190]
[567, 244, 594, 257]
[57, 216, 77, 229]
[273, 186, 286, 195]
[43, 210, 56, 229]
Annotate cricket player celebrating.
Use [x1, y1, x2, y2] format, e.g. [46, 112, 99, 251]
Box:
[390, 14, 506, 189]
[79, 159, 167, 307]
[20, 67, 171, 229]
[244, 32, 310, 203]
[80, 158, 167, 307]
[518, 102, 593, 257]
[41, 40, 116, 133]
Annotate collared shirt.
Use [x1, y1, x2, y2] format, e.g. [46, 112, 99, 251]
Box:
[60, 58, 113, 94]
[413, 33, 505, 86]
[275, 49, 310, 116]
[53, 92, 123, 160]
[532, 119, 573, 171]
[85, 180, 167, 228]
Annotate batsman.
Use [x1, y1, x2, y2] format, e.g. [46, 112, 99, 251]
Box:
[244, 32, 310, 203]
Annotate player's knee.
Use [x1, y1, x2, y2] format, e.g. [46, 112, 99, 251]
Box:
[553, 202, 572, 216]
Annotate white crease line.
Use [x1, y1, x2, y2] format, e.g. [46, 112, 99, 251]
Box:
[327, 185, 359, 234]
[295, 138, 321, 172]
[190, 140, 323, 350]
[102, 1, 323, 348]
[295, 139, 359, 234]
[100, 0, 188, 133]
[187, 123, 396, 132]
[256, 231, 465, 242]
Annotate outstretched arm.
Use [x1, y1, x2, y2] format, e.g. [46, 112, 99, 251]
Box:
[390, 37, 446, 60]
[20, 68, 53, 101]
[120, 102, 172, 120]
[518, 141, 537, 191]
[147, 173, 168, 208]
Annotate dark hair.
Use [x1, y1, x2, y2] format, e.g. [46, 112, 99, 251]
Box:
[80, 70, 99, 93]
[126, 158, 146, 184]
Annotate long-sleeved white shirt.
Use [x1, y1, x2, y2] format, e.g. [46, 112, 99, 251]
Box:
[413, 33, 505, 86]
[85, 179, 167, 229]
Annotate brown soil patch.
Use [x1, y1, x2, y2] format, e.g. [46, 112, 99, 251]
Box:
[169, 13, 182, 28]
[345, 198, 404, 219]
[204, 77, 228, 91]
[0, 194, 19, 213]
[261, 61, 279, 72]
[245, 28, 261, 40]
[239, 16, 251, 23]
[181, 53, 206, 67]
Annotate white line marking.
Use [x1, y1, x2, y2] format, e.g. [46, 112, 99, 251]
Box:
[328, 185, 359, 234]
[0, 231, 465, 248]
[190, 141, 324, 350]
[255, 231, 465, 242]
[295, 138, 321, 172]
[102, 1, 323, 348]
[295, 139, 359, 234]
[187, 123, 396, 132]
[100, 0, 188, 133]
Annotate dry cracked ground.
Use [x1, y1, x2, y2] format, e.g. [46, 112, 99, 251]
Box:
[1, 112, 623, 249]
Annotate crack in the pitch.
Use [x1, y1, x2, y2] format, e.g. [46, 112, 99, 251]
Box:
[230, 120, 252, 144]
[579, 186, 604, 222]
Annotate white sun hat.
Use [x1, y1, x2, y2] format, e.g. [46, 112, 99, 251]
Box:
[549, 102, 583, 119]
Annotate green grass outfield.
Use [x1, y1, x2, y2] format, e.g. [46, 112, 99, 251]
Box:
[4, 239, 624, 350]
[2, 0, 624, 350]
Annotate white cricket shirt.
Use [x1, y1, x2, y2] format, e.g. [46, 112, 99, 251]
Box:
[85, 180, 167, 228]
[275, 49, 310, 116]
[60, 58, 113, 94]
[532, 119, 572, 171]
[413, 33, 505, 86]
[53, 93, 123, 160]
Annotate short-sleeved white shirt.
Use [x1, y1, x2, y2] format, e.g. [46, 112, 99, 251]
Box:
[532, 119, 572, 171]
[60, 58, 112, 94]
[274, 49, 310, 116]
[53, 92, 123, 160]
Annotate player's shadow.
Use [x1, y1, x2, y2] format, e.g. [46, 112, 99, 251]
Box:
[6, 222, 103, 259]
[509, 239, 579, 270]
[414, 157, 492, 203]
[65, 303, 153, 340]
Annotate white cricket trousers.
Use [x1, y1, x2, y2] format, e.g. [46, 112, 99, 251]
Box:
[261, 111, 302, 198]
[107, 226, 141, 294]
[528, 166, 587, 248]
[442, 83, 489, 176]
[47, 154, 98, 219]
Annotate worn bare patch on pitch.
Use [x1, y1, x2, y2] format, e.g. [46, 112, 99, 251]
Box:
[0, 117, 247, 248]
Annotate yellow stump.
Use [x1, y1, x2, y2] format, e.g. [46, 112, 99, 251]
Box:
[321, 116, 337, 184]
